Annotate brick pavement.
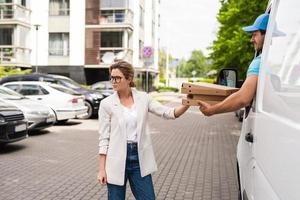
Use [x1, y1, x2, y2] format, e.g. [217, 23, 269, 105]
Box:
[0, 103, 241, 200]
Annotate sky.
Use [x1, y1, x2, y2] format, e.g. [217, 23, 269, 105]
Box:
[159, 0, 221, 59]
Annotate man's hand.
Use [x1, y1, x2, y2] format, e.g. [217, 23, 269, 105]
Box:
[198, 100, 214, 116]
[98, 170, 107, 185]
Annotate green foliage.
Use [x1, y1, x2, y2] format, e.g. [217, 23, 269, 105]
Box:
[0, 67, 32, 77]
[158, 49, 173, 80]
[177, 50, 211, 78]
[209, 0, 268, 78]
[159, 78, 166, 84]
[199, 78, 216, 84]
[188, 78, 216, 84]
[156, 86, 179, 92]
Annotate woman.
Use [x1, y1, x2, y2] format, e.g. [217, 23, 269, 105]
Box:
[97, 61, 189, 200]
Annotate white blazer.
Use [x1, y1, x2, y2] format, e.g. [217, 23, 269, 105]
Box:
[98, 88, 176, 186]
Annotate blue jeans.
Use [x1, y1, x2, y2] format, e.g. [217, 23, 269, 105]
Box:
[107, 143, 155, 200]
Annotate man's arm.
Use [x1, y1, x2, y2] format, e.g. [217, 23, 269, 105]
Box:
[199, 75, 258, 116]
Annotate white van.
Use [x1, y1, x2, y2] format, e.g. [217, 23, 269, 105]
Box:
[220, 0, 300, 199]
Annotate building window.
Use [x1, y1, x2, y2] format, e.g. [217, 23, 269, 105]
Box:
[101, 32, 123, 47]
[21, 0, 26, 6]
[1, 0, 13, 3]
[49, 0, 70, 16]
[100, 10, 125, 23]
[152, 21, 155, 38]
[100, 0, 126, 8]
[139, 40, 144, 59]
[49, 33, 69, 56]
[139, 6, 144, 28]
[0, 28, 13, 45]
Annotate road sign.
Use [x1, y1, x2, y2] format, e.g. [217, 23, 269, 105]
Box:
[142, 46, 152, 58]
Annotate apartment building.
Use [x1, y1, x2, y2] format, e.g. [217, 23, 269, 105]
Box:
[1, 0, 160, 90]
[30, 0, 86, 83]
[85, 0, 160, 90]
[0, 0, 31, 67]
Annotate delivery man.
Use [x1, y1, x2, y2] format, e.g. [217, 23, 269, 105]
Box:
[198, 13, 269, 116]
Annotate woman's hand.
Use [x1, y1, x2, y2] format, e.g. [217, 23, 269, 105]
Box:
[98, 170, 107, 185]
[174, 105, 190, 118]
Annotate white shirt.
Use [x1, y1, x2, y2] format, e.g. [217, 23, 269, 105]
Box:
[122, 104, 138, 142]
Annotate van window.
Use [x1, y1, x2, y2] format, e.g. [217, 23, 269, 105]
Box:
[262, 0, 300, 123]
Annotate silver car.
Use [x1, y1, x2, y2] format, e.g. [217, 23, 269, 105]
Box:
[91, 81, 114, 97]
[0, 86, 56, 131]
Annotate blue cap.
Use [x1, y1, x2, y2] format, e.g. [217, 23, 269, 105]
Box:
[243, 13, 269, 32]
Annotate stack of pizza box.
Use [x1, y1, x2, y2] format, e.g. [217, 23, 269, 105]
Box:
[181, 82, 239, 106]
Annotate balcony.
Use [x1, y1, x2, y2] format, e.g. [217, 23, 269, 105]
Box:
[99, 47, 133, 66]
[87, 9, 133, 30]
[0, 3, 31, 27]
[0, 46, 31, 67]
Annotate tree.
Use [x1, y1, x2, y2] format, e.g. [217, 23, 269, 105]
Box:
[158, 48, 174, 82]
[209, 0, 268, 78]
[178, 50, 210, 77]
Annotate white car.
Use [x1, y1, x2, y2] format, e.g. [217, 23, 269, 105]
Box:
[2, 81, 88, 124]
[0, 86, 56, 130]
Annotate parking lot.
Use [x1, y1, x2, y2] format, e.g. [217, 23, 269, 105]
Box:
[0, 104, 241, 200]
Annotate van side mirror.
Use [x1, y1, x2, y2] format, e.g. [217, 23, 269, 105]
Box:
[217, 69, 238, 88]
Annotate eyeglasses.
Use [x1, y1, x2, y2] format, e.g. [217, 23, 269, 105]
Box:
[110, 76, 123, 83]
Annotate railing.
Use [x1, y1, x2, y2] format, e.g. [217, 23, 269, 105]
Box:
[99, 48, 133, 64]
[0, 3, 30, 24]
[99, 9, 133, 25]
[49, 8, 70, 16]
[0, 46, 31, 65]
[48, 48, 69, 56]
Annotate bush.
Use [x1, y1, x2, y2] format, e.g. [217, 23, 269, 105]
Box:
[156, 86, 179, 92]
[0, 67, 32, 77]
[159, 78, 166, 84]
[197, 78, 216, 84]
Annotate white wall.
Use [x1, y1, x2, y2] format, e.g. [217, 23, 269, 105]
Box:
[30, 0, 85, 66]
[153, 0, 160, 71]
[69, 0, 85, 66]
[30, 0, 49, 66]
[132, 0, 141, 68]
[132, 0, 159, 70]
[143, 0, 152, 46]
[144, 0, 159, 71]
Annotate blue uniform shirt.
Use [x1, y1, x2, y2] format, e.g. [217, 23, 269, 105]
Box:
[247, 54, 261, 76]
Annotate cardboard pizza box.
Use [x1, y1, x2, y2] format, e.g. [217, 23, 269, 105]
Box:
[182, 98, 219, 106]
[181, 82, 239, 96]
[187, 94, 226, 101]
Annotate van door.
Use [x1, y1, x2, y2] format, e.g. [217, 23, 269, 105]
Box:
[237, 105, 256, 200]
[252, 0, 300, 199]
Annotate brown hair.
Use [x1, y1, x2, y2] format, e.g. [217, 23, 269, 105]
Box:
[109, 61, 135, 87]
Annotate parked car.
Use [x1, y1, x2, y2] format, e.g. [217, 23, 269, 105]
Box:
[0, 73, 104, 118]
[0, 99, 28, 144]
[0, 86, 56, 130]
[2, 81, 88, 124]
[91, 81, 114, 97]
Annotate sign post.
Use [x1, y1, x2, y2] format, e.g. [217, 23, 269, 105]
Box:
[142, 46, 153, 92]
